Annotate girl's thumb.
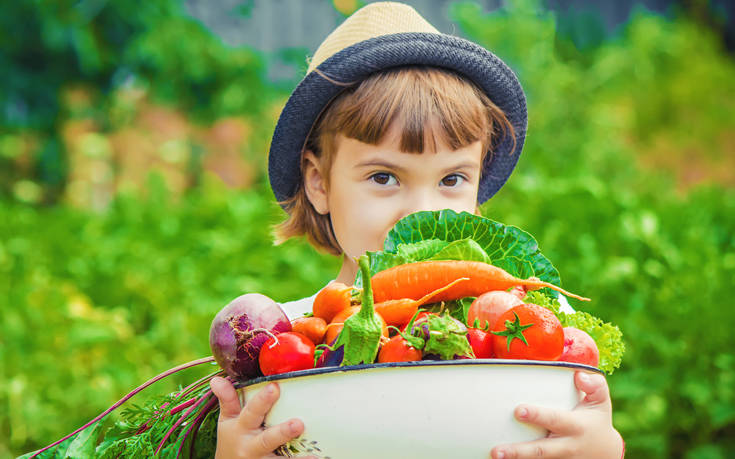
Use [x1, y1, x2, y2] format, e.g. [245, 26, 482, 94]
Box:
[575, 371, 612, 407]
[210, 376, 242, 420]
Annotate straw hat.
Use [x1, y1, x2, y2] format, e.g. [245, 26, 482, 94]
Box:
[268, 1, 527, 204]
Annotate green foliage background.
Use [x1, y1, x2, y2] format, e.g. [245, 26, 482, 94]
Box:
[2, 0, 734, 457]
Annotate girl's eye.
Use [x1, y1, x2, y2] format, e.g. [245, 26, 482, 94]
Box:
[440, 174, 465, 187]
[370, 172, 397, 186]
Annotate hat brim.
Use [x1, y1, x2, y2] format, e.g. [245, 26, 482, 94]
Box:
[268, 32, 527, 205]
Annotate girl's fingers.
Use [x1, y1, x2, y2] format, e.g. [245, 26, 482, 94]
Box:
[210, 376, 242, 421]
[491, 437, 569, 459]
[575, 371, 611, 407]
[238, 383, 280, 430]
[514, 404, 581, 435]
[247, 418, 304, 456]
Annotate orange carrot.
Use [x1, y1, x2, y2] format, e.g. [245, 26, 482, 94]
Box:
[313, 282, 353, 322]
[371, 260, 590, 303]
[375, 277, 469, 326]
[291, 316, 328, 345]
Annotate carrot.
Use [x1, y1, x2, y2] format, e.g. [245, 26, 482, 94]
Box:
[371, 260, 590, 303]
[325, 306, 388, 345]
[313, 282, 353, 322]
[375, 277, 469, 326]
[291, 316, 327, 345]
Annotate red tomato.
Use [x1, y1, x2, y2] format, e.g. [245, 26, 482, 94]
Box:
[491, 304, 564, 361]
[378, 335, 422, 363]
[313, 282, 352, 323]
[259, 332, 315, 376]
[467, 291, 522, 330]
[559, 327, 599, 367]
[466, 328, 494, 358]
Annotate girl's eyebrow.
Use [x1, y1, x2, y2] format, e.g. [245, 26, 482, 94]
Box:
[354, 159, 408, 173]
[441, 161, 481, 174]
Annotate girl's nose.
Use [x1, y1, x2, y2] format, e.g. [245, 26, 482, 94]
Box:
[402, 189, 447, 217]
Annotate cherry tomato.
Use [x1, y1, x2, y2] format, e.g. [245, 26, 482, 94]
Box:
[313, 282, 352, 323]
[259, 332, 315, 376]
[491, 304, 563, 361]
[559, 327, 599, 367]
[378, 335, 422, 363]
[467, 291, 522, 330]
[466, 328, 494, 358]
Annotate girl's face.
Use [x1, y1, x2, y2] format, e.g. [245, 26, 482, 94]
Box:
[304, 125, 483, 282]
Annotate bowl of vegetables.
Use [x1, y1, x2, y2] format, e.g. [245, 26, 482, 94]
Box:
[239, 360, 600, 458]
[206, 211, 624, 459]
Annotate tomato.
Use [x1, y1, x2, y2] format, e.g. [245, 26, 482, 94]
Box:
[559, 327, 599, 367]
[491, 304, 564, 361]
[466, 328, 494, 358]
[313, 282, 352, 323]
[378, 335, 423, 363]
[467, 290, 522, 329]
[258, 332, 315, 376]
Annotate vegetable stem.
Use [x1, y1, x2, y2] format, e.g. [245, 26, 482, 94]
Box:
[155, 389, 213, 455]
[357, 256, 374, 320]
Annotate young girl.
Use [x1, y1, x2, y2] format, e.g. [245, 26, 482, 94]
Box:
[210, 3, 624, 458]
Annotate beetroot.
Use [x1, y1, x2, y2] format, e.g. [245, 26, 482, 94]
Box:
[209, 293, 291, 380]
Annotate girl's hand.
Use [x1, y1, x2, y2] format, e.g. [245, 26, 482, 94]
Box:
[490, 372, 624, 458]
[210, 376, 318, 459]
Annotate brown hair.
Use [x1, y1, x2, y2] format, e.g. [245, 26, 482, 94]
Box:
[274, 65, 515, 255]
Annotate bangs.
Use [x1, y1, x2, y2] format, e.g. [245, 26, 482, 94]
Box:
[310, 65, 510, 159]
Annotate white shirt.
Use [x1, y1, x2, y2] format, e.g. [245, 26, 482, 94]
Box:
[279, 282, 576, 321]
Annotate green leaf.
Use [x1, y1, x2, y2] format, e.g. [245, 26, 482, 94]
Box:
[429, 238, 491, 263]
[64, 422, 102, 458]
[396, 239, 449, 260]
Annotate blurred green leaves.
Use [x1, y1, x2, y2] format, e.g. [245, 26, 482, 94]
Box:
[0, 177, 338, 456]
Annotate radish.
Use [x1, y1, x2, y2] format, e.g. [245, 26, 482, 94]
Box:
[559, 327, 600, 367]
[466, 290, 523, 330]
[209, 293, 292, 379]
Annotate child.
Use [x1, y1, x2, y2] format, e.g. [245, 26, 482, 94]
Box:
[210, 3, 624, 458]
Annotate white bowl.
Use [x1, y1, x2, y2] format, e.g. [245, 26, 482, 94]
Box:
[239, 360, 600, 459]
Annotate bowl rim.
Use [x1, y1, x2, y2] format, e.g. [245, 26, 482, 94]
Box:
[235, 359, 603, 389]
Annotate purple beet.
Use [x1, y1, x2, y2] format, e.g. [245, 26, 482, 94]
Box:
[209, 293, 291, 380]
